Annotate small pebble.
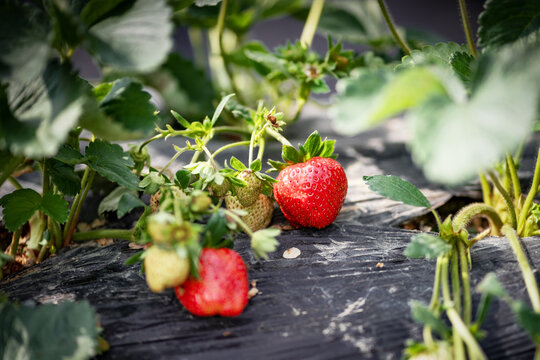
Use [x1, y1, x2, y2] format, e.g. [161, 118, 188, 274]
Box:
[283, 247, 301, 259]
[376, 262, 384, 268]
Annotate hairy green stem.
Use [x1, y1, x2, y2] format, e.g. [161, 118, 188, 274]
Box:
[159, 148, 188, 176]
[8, 177, 22, 189]
[213, 126, 251, 136]
[292, 90, 310, 123]
[71, 229, 135, 242]
[451, 249, 462, 315]
[479, 172, 492, 207]
[0, 155, 24, 189]
[138, 134, 164, 154]
[506, 153, 522, 205]
[217, 0, 245, 104]
[488, 171, 517, 229]
[452, 202, 503, 236]
[9, 229, 21, 257]
[223, 209, 253, 236]
[266, 128, 292, 147]
[423, 256, 444, 346]
[64, 166, 91, 239]
[49, 217, 62, 250]
[300, 0, 325, 48]
[430, 208, 443, 232]
[256, 137, 266, 162]
[211, 141, 251, 160]
[202, 146, 219, 171]
[518, 145, 540, 235]
[441, 256, 465, 360]
[501, 225, 540, 312]
[377, 0, 411, 55]
[36, 242, 48, 263]
[458, 241, 472, 326]
[447, 307, 487, 360]
[458, 0, 478, 58]
[64, 171, 96, 247]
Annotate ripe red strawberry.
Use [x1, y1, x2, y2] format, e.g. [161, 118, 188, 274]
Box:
[175, 248, 249, 317]
[270, 132, 347, 229]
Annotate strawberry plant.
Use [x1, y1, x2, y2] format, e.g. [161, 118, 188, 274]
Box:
[346, 0, 540, 357]
[364, 175, 540, 359]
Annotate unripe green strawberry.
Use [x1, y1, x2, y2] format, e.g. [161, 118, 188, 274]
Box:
[144, 245, 190, 293]
[225, 193, 274, 232]
[190, 191, 212, 213]
[235, 170, 263, 207]
[209, 178, 230, 198]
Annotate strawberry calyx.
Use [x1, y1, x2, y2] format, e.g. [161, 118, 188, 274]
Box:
[267, 131, 336, 172]
[227, 156, 277, 198]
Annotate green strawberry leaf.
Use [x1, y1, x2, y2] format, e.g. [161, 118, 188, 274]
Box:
[478, 0, 540, 50]
[302, 131, 322, 159]
[0, 60, 94, 158]
[139, 172, 165, 194]
[408, 42, 540, 185]
[99, 186, 145, 218]
[249, 159, 262, 172]
[80, 0, 129, 27]
[47, 159, 81, 196]
[511, 301, 540, 339]
[186, 236, 202, 279]
[118, 191, 145, 218]
[267, 159, 288, 172]
[54, 144, 85, 165]
[0, 189, 42, 231]
[409, 300, 451, 337]
[0, 1, 51, 84]
[363, 175, 432, 209]
[211, 93, 235, 126]
[450, 52, 475, 90]
[85, 140, 140, 190]
[251, 228, 280, 260]
[40, 191, 69, 224]
[171, 110, 191, 129]
[125, 250, 145, 265]
[476, 272, 508, 298]
[331, 67, 460, 135]
[203, 210, 233, 248]
[404, 233, 451, 259]
[81, 78, 158, 141]
[175, 169, 191, 189]
[85, 0, 173, 72]
[282, 145, 300, 164]
[146, 53, 215, 120]
[229, 156, 247, 171]
[397, 42, 469, 71]
[0, 300, 99, 360]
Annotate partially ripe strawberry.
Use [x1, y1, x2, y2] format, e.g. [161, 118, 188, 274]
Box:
[235, 170, 263, 207]
[144, 245, 190, 293]
[270, 131, 347, 229]
[225, 193, 274, 232]
[175, 248, 248, 317]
